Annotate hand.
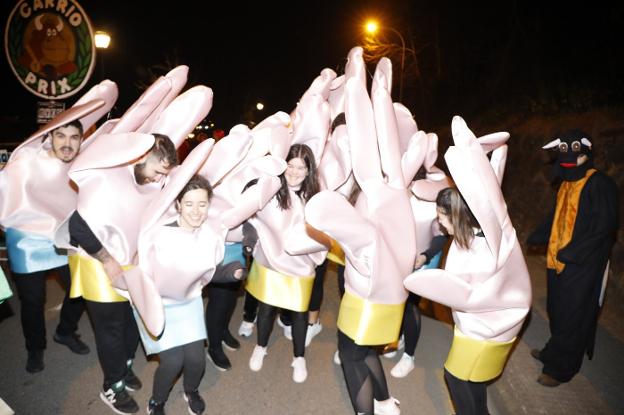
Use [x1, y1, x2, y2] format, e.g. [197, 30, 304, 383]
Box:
[414, 254, 427, 269]
[102, 257, 124, 282]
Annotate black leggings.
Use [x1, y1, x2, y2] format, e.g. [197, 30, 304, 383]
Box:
[338, 330, 390, 415]
[444, 368, 488, 415]
[152, 340, 206, 403]
[402, 292, 422, 356]
[205, 280, 240, 351]
[256, 301, 307, 357]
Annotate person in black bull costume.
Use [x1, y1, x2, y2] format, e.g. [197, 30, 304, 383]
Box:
[528, 129, 619, 387]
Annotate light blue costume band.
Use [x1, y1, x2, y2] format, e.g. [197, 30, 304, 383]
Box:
[5, 228, 67, 273]
[223, 242, 244, 266]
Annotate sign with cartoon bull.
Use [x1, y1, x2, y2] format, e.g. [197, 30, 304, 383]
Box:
[4, 0, 96, 100]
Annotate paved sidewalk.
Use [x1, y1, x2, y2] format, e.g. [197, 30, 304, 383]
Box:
[0, 256, 622, 414]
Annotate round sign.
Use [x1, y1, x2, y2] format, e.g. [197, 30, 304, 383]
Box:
[4, 0, 96, 100]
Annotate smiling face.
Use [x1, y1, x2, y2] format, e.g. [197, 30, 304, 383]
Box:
[285, 157, 308, 188]
[176, 188, 210, 230]
[49, 125, 81, 162]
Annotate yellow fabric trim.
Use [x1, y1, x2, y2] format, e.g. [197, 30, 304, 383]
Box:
[327, 239, 345, 266]
[337, 290, 405, 346]
[547, 168, 596, 273]
[68, 255, 130, 303]
[245, 262, 314, 312]
[444, 326, 515, 382]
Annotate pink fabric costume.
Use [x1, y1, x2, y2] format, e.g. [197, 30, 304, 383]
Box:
[132, 112, 294, 337]
[410, 132, 451, 255]
[244, 68, 338, 312]
[403, 116, 532, 382]
[305, 48, 420, 345]
[0, 81, 117, 273]
[54, 67, 214, 313]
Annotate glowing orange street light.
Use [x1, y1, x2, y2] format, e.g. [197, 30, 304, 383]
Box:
[363, 19, 406, 102]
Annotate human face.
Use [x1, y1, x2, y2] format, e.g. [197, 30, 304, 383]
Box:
[177, 188, 210, 230]
[285, 157, 308, 188]
[49, 125, 81, 162]
[436, 207, 454, 236]
[134, 155, 172, 185]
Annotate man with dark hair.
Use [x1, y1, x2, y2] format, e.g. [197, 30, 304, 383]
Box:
[528, 129, 619, 387]
[63, 132, 178, 414]
[0, 92, 117, 373]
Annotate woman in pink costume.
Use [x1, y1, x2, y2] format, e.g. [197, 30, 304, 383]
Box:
[305, 48, 423, 415]
[404, 116, 532, 415]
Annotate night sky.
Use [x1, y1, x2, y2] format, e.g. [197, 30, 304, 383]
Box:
[2, 1, 622, 141]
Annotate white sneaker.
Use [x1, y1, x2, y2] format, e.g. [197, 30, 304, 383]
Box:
[249, 345, 267, 372]
[390, 353, 415, 378]
[333, 350, 341, 365]
[382, 335, 404, 359]
[276, 318, 293, 340]
[238, 320, 255, 337]
[304, 322, 322, 347]
[374, 397, 400, 415]
[291, 357, 307, 383]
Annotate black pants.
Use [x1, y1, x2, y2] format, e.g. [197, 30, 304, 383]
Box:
[444, 368, 488, 415]
[338, 330, 390, 415]
[243, 290, 292, 326]
[257, 301, 307, 357]
[12, 265, 85, 351]
[152, 340, 205, 403]
[86, 300, 139, 389]
[206, 280, 240, 351]
[402, 292, 422, 356]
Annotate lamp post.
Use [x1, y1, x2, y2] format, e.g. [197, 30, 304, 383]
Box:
[364, 19, 406, 102]
[94, 31, 111, 81]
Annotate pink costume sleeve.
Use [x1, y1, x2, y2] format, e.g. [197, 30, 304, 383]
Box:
[0, 81, 117, 238]
[318, 48, 366, 194]
[410, 132, 452, 253]
[404, 116, 532, 342]
[305, 49, 418, 345]
[201, 113, 291, 231]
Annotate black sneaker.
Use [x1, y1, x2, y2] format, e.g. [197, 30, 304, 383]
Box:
[124, 367, 142, 391]
[26, 349, 44, 373]
[184, 390, 205, 415]
[207, 348, 231, 371]
[147, 399, 166, 415]
[100, 381, 139, 414]
[53, 332, 90, 355]
[222, 330, 240, 351]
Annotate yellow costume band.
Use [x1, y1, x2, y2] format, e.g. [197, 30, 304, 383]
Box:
[327, 239, 345, 266]
[69, 254, 131, 303]
[245, 262, 314, 312]
[337, 290, 405, 346]
[444, 326, 515, 382]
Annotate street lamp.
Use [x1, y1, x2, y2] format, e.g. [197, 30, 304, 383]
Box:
[256, 102, 264, 111]
[364, 19, 406, 102]
[94, 31, 111, 81]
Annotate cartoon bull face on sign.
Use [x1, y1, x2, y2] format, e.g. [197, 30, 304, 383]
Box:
[19, 12, 77, 79]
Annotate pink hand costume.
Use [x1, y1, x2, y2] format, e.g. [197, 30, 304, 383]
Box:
[244, 68, 335, 313]
[0, 81, 117, 273]
[132, 112, 294, 337]
[56, 67, 214, 309]
[305, 48, 418, 345]
[404, 116, 532, 382]
[410, 132, 451, 255]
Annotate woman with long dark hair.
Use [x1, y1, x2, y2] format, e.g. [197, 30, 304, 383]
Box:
[404, 116, 532, 415]
[245, 143, 323, 383]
